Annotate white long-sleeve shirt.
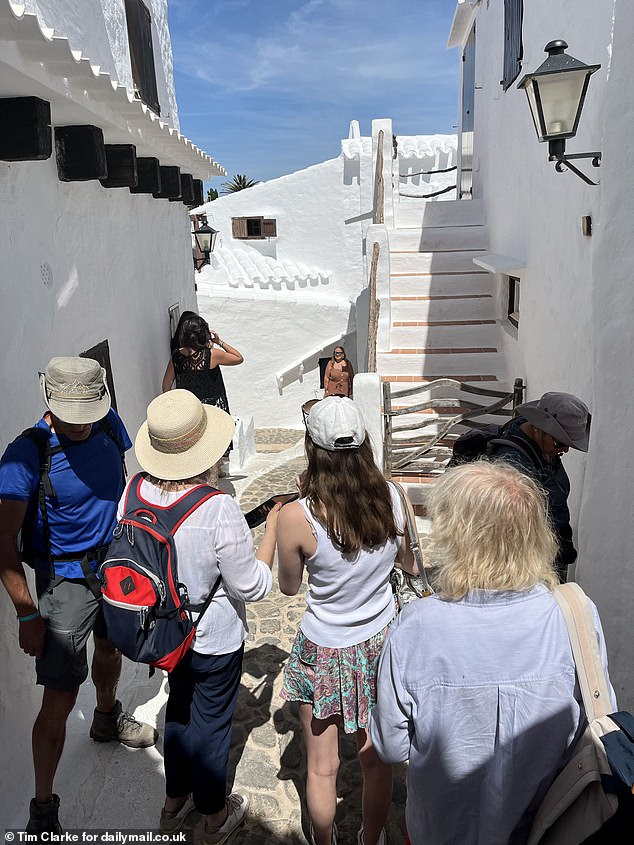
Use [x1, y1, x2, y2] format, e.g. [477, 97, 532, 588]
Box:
[117, 478, 272, 655]
[369, 585, 616, 845]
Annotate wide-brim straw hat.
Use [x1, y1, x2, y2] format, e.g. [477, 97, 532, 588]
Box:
[40, 356, 111, 424]
[135, 389, 235, 480]
[516, 392, 591, 452]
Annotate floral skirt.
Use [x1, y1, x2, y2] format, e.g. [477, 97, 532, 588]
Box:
[281, 622, 393, 734]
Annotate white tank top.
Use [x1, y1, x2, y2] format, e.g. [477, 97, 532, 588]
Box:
[299, 483, 403, 648]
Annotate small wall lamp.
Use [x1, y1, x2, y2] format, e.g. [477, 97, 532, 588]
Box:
[193, 223, 218, 270]
[518, 41, 601, 185]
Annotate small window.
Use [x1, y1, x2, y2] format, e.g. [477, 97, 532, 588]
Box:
[507, 275, 520, 328]
[232, 217, 277, 240]
[80, 340, 118, 412]
[502, 0, 523, 91]
[125, 0, 160, 115]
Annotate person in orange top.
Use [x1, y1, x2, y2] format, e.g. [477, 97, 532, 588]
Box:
[324, 346, 354, 398]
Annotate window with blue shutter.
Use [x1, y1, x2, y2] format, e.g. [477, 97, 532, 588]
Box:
[502, 0, 523, 91]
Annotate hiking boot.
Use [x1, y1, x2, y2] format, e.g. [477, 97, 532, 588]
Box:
[26, 794, 62, 835]
[357, 828, 386, 845]
[160, 796, 201, 835]
[196, 794, 248, 845]
[90, 700, 158, 747]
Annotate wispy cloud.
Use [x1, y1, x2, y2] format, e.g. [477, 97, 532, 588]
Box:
[170, 0, 459, 181]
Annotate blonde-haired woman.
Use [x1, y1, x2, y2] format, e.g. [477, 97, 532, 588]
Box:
[323, 347, 354, 398]
[370, 461, 616, 845]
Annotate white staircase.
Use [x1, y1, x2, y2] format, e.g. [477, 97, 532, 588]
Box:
[376, 199, 508, 512]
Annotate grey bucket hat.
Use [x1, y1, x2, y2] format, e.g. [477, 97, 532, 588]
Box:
[40, 357, 111, 424]
[516, 392, 591, 452]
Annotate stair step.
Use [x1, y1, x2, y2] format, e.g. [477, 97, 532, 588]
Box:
[378, 350, 505, 377]
[390, 322, 499, 348]
[388, 226, 489, 252]
[395, 198, 485, 229]
[390, 251, 486, 274]
[390, 272, 493, 297]
[382, 374, 500, 383]
[391, 296, 494, 322]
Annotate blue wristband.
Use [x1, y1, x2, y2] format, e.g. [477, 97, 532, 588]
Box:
[17, 610, 41, 623]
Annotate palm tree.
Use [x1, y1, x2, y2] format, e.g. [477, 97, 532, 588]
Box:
[220, 174, 260, 194]
[206, 187, 218, 202]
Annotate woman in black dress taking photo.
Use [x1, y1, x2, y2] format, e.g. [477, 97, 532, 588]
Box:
[162, 312, 243, 411]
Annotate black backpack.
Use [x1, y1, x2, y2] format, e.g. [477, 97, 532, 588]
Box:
[447, 422, 542, 469]
[18, 418, 126, 589]
[99, 473, 224, 673]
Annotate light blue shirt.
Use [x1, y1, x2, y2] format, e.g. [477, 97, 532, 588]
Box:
[369, 585, 616, 845]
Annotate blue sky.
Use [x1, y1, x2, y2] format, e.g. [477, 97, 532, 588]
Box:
[168, 0, 460, 186]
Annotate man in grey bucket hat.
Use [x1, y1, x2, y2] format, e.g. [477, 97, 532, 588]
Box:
[0, 357, 157, 834]
[489, 392, 591, 582]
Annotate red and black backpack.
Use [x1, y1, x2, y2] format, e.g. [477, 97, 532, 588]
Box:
[99, 472, 223, 673]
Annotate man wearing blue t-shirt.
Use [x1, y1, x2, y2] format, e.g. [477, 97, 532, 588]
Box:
[0, 357, 157, 834]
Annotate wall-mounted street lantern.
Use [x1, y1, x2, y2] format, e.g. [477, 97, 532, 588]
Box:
[193, 223, 218, 270]
[518, 41, 601, 185]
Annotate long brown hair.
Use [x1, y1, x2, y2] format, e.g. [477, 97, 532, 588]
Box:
[301, 436, 398, 554]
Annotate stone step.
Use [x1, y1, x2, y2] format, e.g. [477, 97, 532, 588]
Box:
[388, 226, 489, 252]
[378, 349, 505, 378]
[395, 198, 485, 229]
[390, 250, 485, 274]
[391, 295, 495, 322]
[390, 320, 499, 348]
[390, 272, 493, 297]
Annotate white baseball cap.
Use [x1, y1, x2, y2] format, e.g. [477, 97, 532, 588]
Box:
[305, 396, 366, 451]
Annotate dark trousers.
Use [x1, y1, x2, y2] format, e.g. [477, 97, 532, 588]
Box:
[164, 645, 244, 815]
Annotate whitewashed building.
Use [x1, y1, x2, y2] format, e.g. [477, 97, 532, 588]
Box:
[448, 0, 634, 707]
[0, 0, 224, 824]
[193, 122, 457, 427]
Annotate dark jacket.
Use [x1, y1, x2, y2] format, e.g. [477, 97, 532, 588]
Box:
[489, 418, 577, 577]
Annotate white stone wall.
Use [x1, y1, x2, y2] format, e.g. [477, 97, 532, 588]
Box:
[196, 155, 368, 426]
[0, 152, 197, 825]
[454, 0, 633, 705]
[21, 0, 179, 129]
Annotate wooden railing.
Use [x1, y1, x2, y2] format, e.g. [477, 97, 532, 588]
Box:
[383, 378, 525, 476]
[374, 129, 384, 224]
[367, 241, 380, 372]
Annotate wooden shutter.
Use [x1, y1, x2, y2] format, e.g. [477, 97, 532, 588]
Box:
[502, 0, 523, 91]
[232, 217, 248, 238]
[262, 219, 277, 237]
[125, 0, 161, 115]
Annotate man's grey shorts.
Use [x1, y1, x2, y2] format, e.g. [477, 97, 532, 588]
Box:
[36, 573, 108, 691]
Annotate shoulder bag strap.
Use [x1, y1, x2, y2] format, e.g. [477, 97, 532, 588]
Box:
[390, 481, 432, 595]
[553, 582, 612, 720]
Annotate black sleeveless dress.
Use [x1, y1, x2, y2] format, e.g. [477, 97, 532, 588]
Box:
[172, 347, 230, 414]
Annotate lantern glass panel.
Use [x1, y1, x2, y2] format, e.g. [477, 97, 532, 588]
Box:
[195, 230, 213, 253]
[535, 70, 589, 138]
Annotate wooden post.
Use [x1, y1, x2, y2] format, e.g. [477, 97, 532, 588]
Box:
[382, 380, 393, 478]
[368, 241, 380, 372]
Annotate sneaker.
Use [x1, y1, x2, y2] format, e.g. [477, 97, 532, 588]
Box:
[357, 828, 386, 845]
[160, 796, 201, 835]
[26, 794, 62, 835]
[196, 794, 248, 845]
[310, 822, 339, 845]
[90, 700, 158, 748]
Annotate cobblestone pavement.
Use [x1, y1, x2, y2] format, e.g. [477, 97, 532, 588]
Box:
[225, 434, 408, 845]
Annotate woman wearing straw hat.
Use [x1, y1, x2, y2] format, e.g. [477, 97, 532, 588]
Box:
[276, 396, 417, 845]
[130, 389, 278, 844]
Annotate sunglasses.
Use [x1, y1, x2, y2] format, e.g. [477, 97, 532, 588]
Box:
[302, 399, 320, 427]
